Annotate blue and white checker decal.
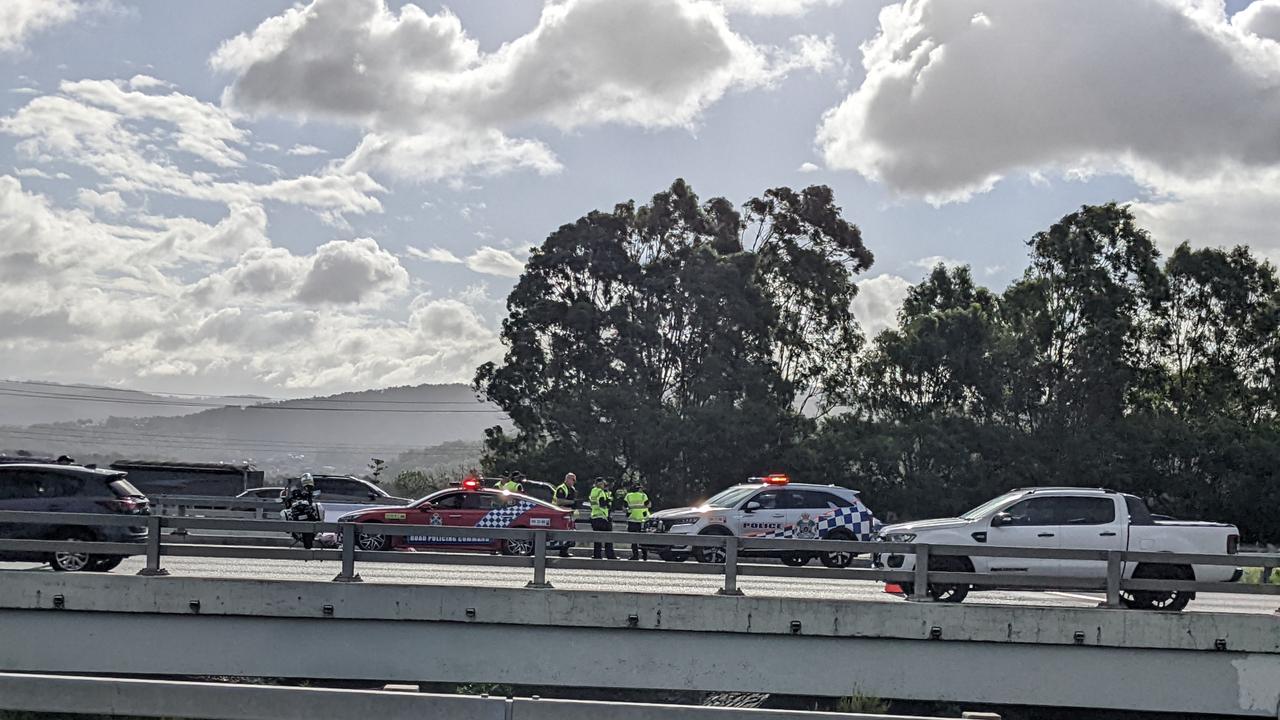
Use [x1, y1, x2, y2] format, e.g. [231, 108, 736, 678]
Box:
[475, 500, 538, 528]
[755, 503, 878, 541]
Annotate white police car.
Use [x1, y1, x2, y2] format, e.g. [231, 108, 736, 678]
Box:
[641, 475, 879, 566]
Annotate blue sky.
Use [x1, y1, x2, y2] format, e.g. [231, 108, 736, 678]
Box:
[1, 0, 1277, 397]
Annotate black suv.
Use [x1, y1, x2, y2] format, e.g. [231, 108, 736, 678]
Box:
[0, 463, 150, 571]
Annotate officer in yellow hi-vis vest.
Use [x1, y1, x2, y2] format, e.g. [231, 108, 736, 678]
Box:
[501, 472, 524, 494]
[624, 481, 651, 561]
[588, 477, 616, 560]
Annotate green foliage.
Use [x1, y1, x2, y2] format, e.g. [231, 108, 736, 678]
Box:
[834, 693, 890, 714]
[389, 463, 476, 499]
[481, 191, 1280, 541]
[476, 179, 869, 505]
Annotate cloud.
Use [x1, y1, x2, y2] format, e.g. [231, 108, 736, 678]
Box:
[851, 274, 912, 337]
[0, 0, 79, 53]
[340, 127, 560, 182]
[406, 245, 463, 264]
[721, 0, 843, 16]
[286, 144, 325, 156]
[211, 0, 832, 181]
[295, 237, 410, 304]
[911, 254, 961, 269]
[797, 161, 821, 173]
[465, 246, 525, 278]
[76, 188, 124, 214]
[817, 0, 1280, 211]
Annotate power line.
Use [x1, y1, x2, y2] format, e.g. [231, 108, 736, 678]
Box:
[0, 388, 506, 413]
[0, 425, 438, 453]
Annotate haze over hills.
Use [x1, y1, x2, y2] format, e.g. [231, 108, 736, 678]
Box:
[0, 381, 505, 478]
[0, 379, 265, 426]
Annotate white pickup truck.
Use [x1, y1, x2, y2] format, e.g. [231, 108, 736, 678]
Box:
[875, 487, 1241, 611]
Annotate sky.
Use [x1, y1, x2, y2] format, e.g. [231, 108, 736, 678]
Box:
[1, 0, 1277, 398]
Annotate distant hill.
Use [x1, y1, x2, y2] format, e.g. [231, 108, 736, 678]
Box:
[0, 379, 262, 426]
[0, 382, 506, 478]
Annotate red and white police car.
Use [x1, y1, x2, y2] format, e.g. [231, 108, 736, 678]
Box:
[336, 477, 575, 555]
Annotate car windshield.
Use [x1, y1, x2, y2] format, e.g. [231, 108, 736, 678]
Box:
[960, 491, 1023, 520]
[703, 485, 761, 509]
[108, 478, 144, 497]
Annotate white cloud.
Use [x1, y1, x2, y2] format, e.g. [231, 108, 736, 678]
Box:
[295, 237, 410, 304]
[797, 161, 821, 173]
[211, 0, 832, 181]
[911, 254, 961, 269]
[851, 273, 912, 337]
[286, 144, 325, 156]
[341, 127, 560, 182]
[465, 246, 525, 278]
[406, 245, 463, 264]
[127, 74, 172, 91]
[0, 0, 79, 53]
[721, 0, 842, 16]
[1236, 0, 1280, 41]
[817, 0, 1280, 217]
[76, 188, 124, 214]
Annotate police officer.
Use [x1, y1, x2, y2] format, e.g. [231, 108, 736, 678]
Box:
[624, 481, 651, 560]
[501, 472, 524, 494]
[588, 477, 616, 560]
[553, 473, 577, 557]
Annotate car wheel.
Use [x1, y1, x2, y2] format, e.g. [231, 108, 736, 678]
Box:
[781, 553, 810, 567]
[899, 556, 971, 603]
[820, 530, 857, 568]
[658, 550, 688, 562]
[502, 538, 534, 556]
[49, 529, 95, 572]
[88, 556, 124, 572]
[357, 523, 388, 552]
[1120, 563, 1193, 612]
[694, 528, 731, 564]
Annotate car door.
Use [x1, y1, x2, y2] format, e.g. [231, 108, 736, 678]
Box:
[0, 471, 43, 545]
[984, 496, 1064, 575]
[1053, 496, 1123, 578]
[738, 490, 788, 537]
[789, 490, 842, 540]
[405, 491, 466, 547]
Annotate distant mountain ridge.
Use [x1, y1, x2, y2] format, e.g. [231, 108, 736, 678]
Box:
[0, 379, 263, 426]
[0, 380, 506, 477]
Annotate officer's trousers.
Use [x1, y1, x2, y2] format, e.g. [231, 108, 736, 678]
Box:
[627, 521, 648, 560]
[591, 517, 615, 559]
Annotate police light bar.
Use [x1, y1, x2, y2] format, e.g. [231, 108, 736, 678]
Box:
[461, 477, 482, 490]
[749, 474, 790, 485]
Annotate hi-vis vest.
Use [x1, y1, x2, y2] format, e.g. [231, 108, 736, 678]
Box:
[554, 483, 572, 506]
[589, 486, 611, 519]
[501, 480, 522, 493]
[624, 491, 650, 522]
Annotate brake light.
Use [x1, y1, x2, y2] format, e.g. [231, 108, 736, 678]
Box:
[1228, 534, 1239, 554]
[461, 477, 482, 490]
[763, 474, 789, 485]
[102, 497, 147, 514]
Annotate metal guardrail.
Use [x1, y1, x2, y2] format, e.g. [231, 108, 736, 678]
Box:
[0, 673, 1001, 720]
[0, 509, 1270, 608]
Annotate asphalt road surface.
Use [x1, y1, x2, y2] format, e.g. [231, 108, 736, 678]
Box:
[2, 553, 1276, 615]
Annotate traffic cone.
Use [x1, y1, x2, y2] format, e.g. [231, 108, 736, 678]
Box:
[883, 583, 904, 594]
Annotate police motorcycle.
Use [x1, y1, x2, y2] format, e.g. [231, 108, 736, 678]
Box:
[281, 473, 325, 549]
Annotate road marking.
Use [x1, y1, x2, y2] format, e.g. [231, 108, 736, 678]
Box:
[1046, 591, 1104, 603]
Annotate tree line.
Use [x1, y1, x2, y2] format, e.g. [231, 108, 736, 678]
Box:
[475, 180, 1280, 542]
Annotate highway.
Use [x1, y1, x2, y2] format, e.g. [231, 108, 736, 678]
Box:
[3, 554, 1276, 615]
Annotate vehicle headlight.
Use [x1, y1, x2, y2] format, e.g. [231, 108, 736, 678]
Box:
[879, 532, 916, 543]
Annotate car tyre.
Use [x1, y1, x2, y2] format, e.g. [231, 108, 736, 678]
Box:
[1120, 563, 1193, 612]
[694, 527, 731, 564]
[781, 553, 811, 567]
[502, 538, 534, 556]
[658, 550, 689, 562]
[820, 529, 857, 568]
[356, 522, 389, 552]
[900, 556, 971, 603]
[49, 528, 95, 572]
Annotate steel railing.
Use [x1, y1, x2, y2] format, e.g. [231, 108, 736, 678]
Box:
[0, 509, 1273, 608]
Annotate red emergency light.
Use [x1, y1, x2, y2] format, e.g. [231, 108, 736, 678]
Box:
[461, 476, 482, 490]
[763, 474, 790, 485]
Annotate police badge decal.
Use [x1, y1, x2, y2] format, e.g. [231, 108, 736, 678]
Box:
[429, 513, 444, 526]
[795, 513, 818, 539]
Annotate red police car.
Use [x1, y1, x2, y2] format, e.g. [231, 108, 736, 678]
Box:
[336, 477, 575, 555]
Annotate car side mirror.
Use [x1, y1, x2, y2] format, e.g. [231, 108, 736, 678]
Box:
[312, 490, 322, 498]
[991, 512, 1011, 528]
[744, 501, 761, 513]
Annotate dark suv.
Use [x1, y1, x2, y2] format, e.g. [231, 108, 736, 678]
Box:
[0, 463, 150, 572]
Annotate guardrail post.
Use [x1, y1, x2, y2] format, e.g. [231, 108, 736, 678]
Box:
[136, 515, 169, 577]
[169, 504, 188, 537]
[1104, 550, 1123, 608]
[332, 523, 363, 583]
[525, 531, 552, 589]
[910, 544, 931, 601]
[717, 536, 744, 596]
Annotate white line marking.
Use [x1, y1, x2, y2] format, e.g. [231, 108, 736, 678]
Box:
[1046, 591, 1104, 603]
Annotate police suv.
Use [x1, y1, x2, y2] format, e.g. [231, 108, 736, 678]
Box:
[641, 475, 879, 566]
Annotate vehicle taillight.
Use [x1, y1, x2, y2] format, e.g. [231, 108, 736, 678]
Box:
[102, 497, 147, 514]
[1227, 534, 1239, 554]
